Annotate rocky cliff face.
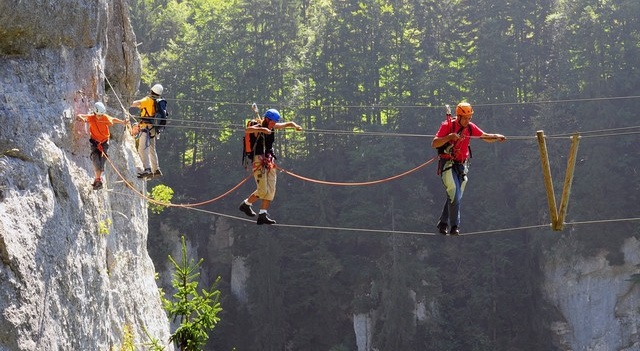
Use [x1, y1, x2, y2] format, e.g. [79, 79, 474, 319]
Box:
[543, 237, 640, 351]
[0, 1, 171, 350]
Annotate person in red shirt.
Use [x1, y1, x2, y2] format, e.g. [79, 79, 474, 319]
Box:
[431, 102, 506, 235]
[77, 102, 128, 190]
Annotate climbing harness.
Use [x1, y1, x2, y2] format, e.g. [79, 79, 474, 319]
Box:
[253, 154, 275, 174]
[90, 138, 106, 154]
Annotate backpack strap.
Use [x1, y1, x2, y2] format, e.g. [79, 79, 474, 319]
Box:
[465, 124, 473, 159]
[243, 119, 264, 169]
[437, 119, 460, 157]
[437, 122, 474, 160]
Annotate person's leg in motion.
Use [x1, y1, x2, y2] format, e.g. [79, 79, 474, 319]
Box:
[137, 129, 152, 178]
[148, 135, 161, 177]
[256, 167, 277, 225]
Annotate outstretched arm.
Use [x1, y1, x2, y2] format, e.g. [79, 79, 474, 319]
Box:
[480, 133, 506, 143]
[246, 124, 272, 134]
[274, 121, 302, 131]
[112, 117, 129, 125]
[76, 113, 90, 122]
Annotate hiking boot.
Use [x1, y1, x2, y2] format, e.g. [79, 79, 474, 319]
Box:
[436, 222, 448, 235]
[137, 169, 152, 179]
[91, 179, 103, 190]
[239, 202, 256, 217]
[449, 226, 460, 235]
[257, 213, 276, 225]
[152, 169, 163, 178]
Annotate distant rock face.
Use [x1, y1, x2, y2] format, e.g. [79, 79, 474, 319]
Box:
[353, 312, 374, 351]
[0, 1, 171, 350]
[543, 237, 640, 350]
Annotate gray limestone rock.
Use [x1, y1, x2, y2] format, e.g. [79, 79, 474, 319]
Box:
[0, 0, 170, 350]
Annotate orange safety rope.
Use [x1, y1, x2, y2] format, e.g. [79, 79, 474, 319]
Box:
[103, 153, 251, 208]
[276, 155, 438, 186]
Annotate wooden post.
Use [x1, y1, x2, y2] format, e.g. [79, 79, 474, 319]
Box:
[556, 133, 581, 230]
[536, 131, 559, 229]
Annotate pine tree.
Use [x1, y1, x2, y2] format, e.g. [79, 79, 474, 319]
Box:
[163, 236, 223, 351]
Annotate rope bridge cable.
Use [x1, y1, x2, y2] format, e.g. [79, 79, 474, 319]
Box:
[277, 156, 438, 186]
[544, 127, 640, 139]
[103, 92, 640, 141]
[140, 111, 635, 140]
[105, 187, 571, 237]
[124, 118, 640, 141]
[573, 130, 640, 139]
[103, 153, 252, 208]
[156, 122, 445, 138]
[106, 188, 258, 224]
[573, 125, 640, 134]
[461, 224, 552, 235]
[142, 119, 541, 141]
[96, 80, 638, 225]
[139, 113, 541, 140]
[101, 84, 640, 140]
[155, 117, 640, 141]
[106, 183, 640, 236]
[276, 222, 558, 236]
[105, 92, 640, 110]
[102, 152, 640, 236]
[564, 217, 640, 226]
[107, 187, 447, 234]
[159, 121, 541, 140]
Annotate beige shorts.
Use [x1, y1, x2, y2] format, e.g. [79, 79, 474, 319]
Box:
[251, 156, 277, 201]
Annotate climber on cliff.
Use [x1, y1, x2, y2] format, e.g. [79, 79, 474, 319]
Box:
[77, 102, 129, 190]
[131, 83, 167, 179]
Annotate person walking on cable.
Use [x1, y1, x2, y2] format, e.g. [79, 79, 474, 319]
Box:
[239, 108, 303, 225]
[131, 83, 167, 179]
[77, 102, 129, 190]
[431, 102, 506, 235]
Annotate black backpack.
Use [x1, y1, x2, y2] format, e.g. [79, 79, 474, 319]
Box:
[154, 98, 168, 134]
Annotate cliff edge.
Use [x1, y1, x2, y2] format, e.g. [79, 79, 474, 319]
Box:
[0, 0, 171, 349]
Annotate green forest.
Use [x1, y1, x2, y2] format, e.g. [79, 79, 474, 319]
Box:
[124, 0, 640, 350]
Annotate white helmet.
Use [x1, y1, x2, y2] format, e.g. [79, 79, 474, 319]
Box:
[151, 84, 164, 95]
[94, 102, 106, 114]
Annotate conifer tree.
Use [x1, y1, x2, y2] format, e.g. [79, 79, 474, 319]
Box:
[163, 236, 222, 351]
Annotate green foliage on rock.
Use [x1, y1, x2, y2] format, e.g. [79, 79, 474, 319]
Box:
[149, 184, 174, 214]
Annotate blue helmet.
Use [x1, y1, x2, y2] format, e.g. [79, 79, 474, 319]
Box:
[264, 109, 280, 122]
